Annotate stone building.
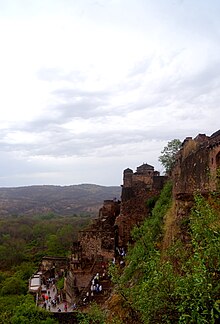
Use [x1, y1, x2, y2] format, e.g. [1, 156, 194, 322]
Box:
[39, 256, 69, 278]
[116, 163, 167, 246]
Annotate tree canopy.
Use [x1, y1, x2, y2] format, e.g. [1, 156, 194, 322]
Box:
[158, 139, 182, 174]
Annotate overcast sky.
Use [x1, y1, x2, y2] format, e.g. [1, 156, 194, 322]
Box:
[0, 0, 219, 187]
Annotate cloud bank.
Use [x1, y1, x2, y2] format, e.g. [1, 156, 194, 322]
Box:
[0, 0, 219, 186]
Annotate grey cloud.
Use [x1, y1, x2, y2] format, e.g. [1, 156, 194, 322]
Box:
[0, 150, 46, 178]
[3, 55, 220, 163]
[52, 88, 110, 99]
[14, 90, 113, 135]
[37, 68, 87, 83]
[52, 88, 111, 119]
[0, 125, 155, 158]
[25, 129, 148, 157]
[128, 57, 152, 77]
[4, 127, 189, 159]
[180, 61, 220, 94]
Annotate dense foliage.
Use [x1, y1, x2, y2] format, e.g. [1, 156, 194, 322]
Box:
[111, 183, 220, 323]
[0, 213, 91, 270]
[0, 213, 91, 323]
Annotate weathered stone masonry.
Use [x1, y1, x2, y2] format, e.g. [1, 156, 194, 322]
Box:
[116, 163, 167, 246]
[64, 199, 120, 303]
[172, 130, 220, 221]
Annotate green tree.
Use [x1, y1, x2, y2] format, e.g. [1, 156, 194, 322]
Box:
[46, 234, 65, 255]
[158, 139, 181, 174]
[57, 224, 74, 251]
[11, 295, 57, 324]
[1, 276, 26, 296]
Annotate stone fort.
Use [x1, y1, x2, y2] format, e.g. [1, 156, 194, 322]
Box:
[41, 130, 220, 306]
[64, 162, 167, 304]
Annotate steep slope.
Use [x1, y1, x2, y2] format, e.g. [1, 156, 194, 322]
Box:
[105, 130, 220, 323]
[107, 184, 220, 323]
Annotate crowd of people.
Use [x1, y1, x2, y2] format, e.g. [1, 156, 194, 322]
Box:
[39, 248, 127, 312]
[40, 276, 68, 312]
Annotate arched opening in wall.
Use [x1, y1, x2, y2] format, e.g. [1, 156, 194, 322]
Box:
[215, 151, 220, 190]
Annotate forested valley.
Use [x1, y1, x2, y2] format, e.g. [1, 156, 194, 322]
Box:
[0, 213, 91, 323]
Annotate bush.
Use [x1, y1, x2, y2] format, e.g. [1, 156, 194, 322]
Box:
[1, 276, 27, 296]
[11, 295, 58, 324]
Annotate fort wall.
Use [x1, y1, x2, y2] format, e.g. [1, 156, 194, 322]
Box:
[116, 163, 167, 246]
[173, 130, 220, 199]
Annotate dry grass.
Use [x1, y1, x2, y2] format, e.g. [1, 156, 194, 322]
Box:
[105, 293, 136, 324]
[161, 202, 179, 258]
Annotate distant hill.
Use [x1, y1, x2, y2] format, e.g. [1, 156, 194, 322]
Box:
[0, 184, 121, 217]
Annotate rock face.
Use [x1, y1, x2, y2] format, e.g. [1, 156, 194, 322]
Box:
[116, 163, 167, 245]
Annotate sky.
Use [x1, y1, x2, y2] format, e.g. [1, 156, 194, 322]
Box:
[0, 0, 219, 187]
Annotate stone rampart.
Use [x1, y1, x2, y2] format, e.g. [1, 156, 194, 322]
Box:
[173, 130, 220, 199]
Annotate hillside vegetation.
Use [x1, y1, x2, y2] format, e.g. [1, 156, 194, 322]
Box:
[108, 182, 220, 323]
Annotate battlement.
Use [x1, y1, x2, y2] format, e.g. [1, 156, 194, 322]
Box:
[123, 163, 166, 192]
